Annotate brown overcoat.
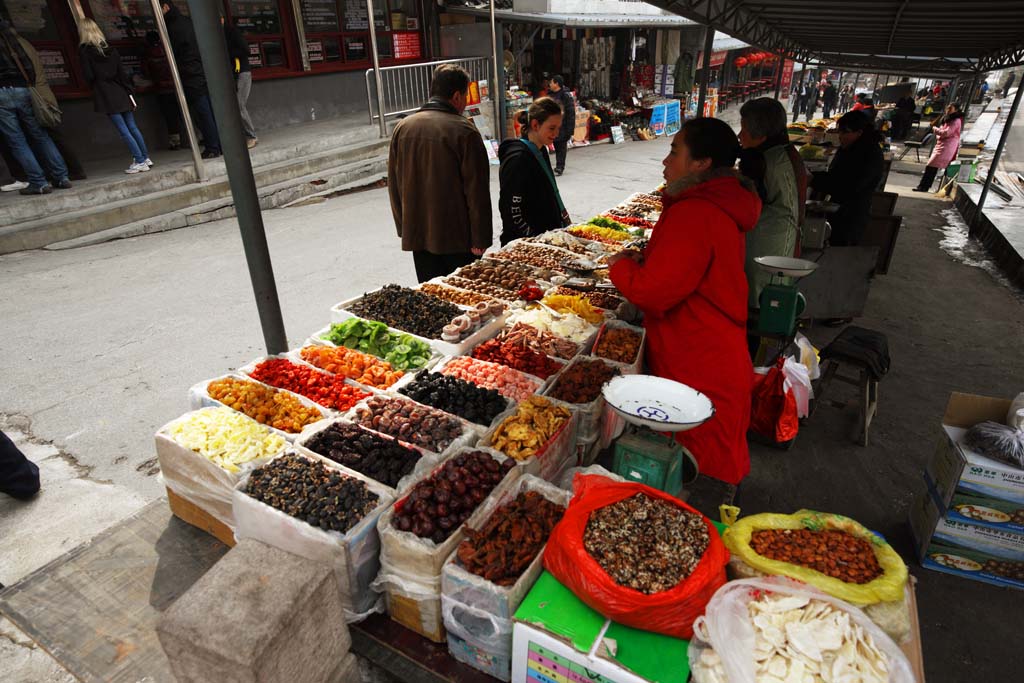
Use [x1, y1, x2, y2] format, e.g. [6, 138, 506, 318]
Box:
[387, 103, 493, 254]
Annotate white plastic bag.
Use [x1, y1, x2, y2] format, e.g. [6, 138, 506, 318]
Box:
[794, 332, 821, 380]
[441, 594, 514, 654]
[1008, 392, 1024, 430]
[688, 577, 915, 683]
[782, 356, 813, 419]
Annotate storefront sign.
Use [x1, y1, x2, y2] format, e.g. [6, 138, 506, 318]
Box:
[231, 0, 281, 35]
[610, 125, 625, 144]
[343, 0, 369, 30]
[393, 32, 421, 60]
[650, 103, 667, 136]
[696, 50, 729, 68]
[37, 49, 70, 86]
[248, 42, 263, 68]
[306, 40, 324, 63]
[665, 100, 681, 135]
[780, 59, 795, 99]
[301, 0, 339, 33]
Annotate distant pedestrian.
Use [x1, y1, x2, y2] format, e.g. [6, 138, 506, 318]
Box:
[0, 430, 40, 500]
[222, 15, 256, 149]
[839, 84, 853, 111]
[546, 75, 574, 175]
[980, 81, 989, 99]
[143, 31, 183, 150]
[0, 20, 71, 195]
[161, 2, 221, 158]
[914, 104, 963, 193]
[498, 97, 570, 245]
[388, 64, 492, 283]
[78, 18, 151, 174]
[821, 81, 837, 118]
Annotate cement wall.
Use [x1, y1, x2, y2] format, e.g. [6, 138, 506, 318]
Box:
[55, 69, 369, 164]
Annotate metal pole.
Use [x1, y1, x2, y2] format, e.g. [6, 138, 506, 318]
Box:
[489, 1, 501, 139]
[185, 0, 287, 354]
[872, 73, 880, 99]
[366, 0, 388, 138]
[973, 80, 1024, 231]
[65, 0, 85, 20]
[289, 0, 311, 71]
[964, 73, 979, 111]
[697, 25, 713, 117]
[773, 55, 783, 100]
[149, 0, 205, 181]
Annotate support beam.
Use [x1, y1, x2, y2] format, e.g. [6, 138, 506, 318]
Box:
[697, 24, 714, 117]
[186, 0, 288, 354]
[973, 80, 1023, 231]
[774, 55, 783, 100]
[489, 2, 502, 140]
[149, 0, 205, 181]
[288, 0, 311, 71]
[366, 0, 388, 138]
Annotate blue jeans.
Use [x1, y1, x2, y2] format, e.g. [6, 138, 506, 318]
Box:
[187, 90, 221, 154]
[108, 111, 149, 164]
[0, 86, 68, 188]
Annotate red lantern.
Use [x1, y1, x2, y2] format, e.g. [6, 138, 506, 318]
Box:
[734, 57, 748, 68]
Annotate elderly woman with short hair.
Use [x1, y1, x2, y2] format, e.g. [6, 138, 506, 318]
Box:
[738, 97, 806, 310]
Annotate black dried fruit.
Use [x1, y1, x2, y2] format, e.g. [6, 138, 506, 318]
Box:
[304, 422, 422, 488]
[347, 284, 461, 340]
[400, 372, 508, 426]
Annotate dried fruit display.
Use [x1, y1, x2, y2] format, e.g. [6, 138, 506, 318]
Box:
[443, 275, 518, 300]
[207, 377, 323, 433]
[419, 283, 497, 308]
[165, 407, 286, 472]
[320, 319, 431, 371]
[489, 396, 572, 461]
[245, 452, 379, 533]
[506, 308, 596, 345]
[392, 450, 515, 544]
[750, 529, 884, 584]
[346, 284, 461, 340]
[399, 372, 508, 427]
[441, 301, 505, 343]
[568, 225, 631, 244]
[353, 395, 464, 453]
[692, 590, 892, 683]
[593, 326, 642, 364]
[526, 231, 593, 255]
[457, 491, 565, 585]
[584, 493, 709, 594]
[548, 358, 620, 404]
[299, 345, 404, 389]
[601, 214, 654, 230]
[541, 293, 605, 324]
[497, 322, 580, 360]
[587, 215, 634, 234]
[439, 356, 541, 402]
[471, 338, 564, 379]
[454, 260, 537, 292]
[303, 422, 422, 489]
[491, 243, 584, 271]
[552, 286, 623, 310]
[248, 358, 369, 412]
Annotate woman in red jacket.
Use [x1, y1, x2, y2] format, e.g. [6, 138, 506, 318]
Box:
[608, 118, 762, 484]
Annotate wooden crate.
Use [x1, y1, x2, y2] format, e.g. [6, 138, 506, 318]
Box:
[166, 487, 235, 547]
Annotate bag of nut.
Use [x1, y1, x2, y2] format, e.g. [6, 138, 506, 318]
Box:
[542, 474, 728, 639]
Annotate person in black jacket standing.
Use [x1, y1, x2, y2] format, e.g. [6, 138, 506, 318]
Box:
[498, 98, 570, 245]
[221, 14, 256, 148]
[809, 111, 884, 246]
[78, 18, 151, 174]
[821, 81, 837, 118]
[161, 2, 221, 158]
[547, 75, 575, 175]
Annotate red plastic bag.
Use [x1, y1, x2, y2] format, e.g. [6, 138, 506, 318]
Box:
[542, 474, 728, 639]
[750, 357, 799, 442]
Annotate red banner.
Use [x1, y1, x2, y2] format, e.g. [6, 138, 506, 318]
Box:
[696, 50, 729, 68]
[779, 59, 795, 99]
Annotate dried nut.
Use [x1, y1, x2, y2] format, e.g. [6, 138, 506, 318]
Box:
[750, 528, 884, 584]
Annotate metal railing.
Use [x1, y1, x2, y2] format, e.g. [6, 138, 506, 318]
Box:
[365, 57, 492, 125]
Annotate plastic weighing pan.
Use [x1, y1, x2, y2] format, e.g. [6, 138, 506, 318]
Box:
[754, 256, 819, 279]
[602, 375, 715, 432]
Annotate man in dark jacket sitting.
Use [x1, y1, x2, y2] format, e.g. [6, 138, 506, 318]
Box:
[547, 75, 575, 175]
[161, 2, 221, 158]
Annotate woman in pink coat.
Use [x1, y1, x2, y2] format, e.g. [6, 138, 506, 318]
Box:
[913, 104, 964, 192]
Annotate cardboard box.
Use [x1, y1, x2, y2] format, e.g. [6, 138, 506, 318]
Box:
[911, 480, 1024, 564]
[919, 541, 1024, 590]
[511, 572, 689, 683]
[924, 392, 1023, 505]
[942, 490, 1024, 534]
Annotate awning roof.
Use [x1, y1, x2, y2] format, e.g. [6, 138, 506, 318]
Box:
[646, 0, 1024, 75]
[446, 7, 698, 29]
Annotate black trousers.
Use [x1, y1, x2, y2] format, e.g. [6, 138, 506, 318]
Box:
[1, 430, 40, 500]
[917, 165, 940, 191]
[412, 250, 478, 283]
[553, 137, 568, 172]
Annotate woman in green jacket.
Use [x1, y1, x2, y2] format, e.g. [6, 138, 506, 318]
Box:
[738, 97, 806, 309]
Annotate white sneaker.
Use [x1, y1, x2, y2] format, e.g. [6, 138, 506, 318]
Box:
[125, 162, 151, 174]
[1, 180, 29, 192]
[143, 158, 154, 167]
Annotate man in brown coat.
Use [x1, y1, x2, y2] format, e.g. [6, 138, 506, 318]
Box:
[388, 64, 493, 282]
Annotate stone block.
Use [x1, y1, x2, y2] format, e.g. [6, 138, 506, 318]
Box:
[157, 539, 350, 683]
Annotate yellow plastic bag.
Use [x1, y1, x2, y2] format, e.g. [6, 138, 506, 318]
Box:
[722, 510, 908, 605]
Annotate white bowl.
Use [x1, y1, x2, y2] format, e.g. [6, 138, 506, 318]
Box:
[602, 375, 715, 432]
[754, 256, 819, 279]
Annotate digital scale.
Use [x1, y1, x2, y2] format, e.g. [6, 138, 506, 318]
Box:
[602, 375, 715, 495]
[755, 256, 819, 338]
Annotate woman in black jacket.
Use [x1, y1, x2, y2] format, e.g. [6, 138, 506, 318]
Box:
[78, 18, 151, 174]
[810, 111, 884, 246]
[498, 98, 571, 245]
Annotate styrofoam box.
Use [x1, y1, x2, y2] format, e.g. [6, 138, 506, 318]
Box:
[330, 290, 508, 358]
[188, 373, 331, 441]
[232, 450, 395, 620]
[293, 415, 439, 498]
[155, 409, 285, 529]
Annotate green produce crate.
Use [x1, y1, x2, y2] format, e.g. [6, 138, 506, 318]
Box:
[612, 431, 684, 496]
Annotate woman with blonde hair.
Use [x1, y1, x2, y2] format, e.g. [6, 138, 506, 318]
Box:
[78, 18, 151, 173]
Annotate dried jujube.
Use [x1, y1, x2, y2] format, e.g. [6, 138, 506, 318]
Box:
[304, 422, 422, 488]
[354, 395, 463, 453]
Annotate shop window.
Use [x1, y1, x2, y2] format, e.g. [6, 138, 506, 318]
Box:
[230, 0, 291, 72]
[299, 0, 421, 69]
[343, 34, 366, 61]
[4, 0, 76, 89]
[230, 0, 282, 34]
[88, 0, 161, 40]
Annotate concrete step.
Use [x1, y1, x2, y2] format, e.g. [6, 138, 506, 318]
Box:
[44, 157, 388, 251]
[0, 121, 386, 228]
[0, 137, 389, 254]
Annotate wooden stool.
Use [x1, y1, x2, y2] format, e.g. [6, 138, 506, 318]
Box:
[814, 326, 890, 446]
